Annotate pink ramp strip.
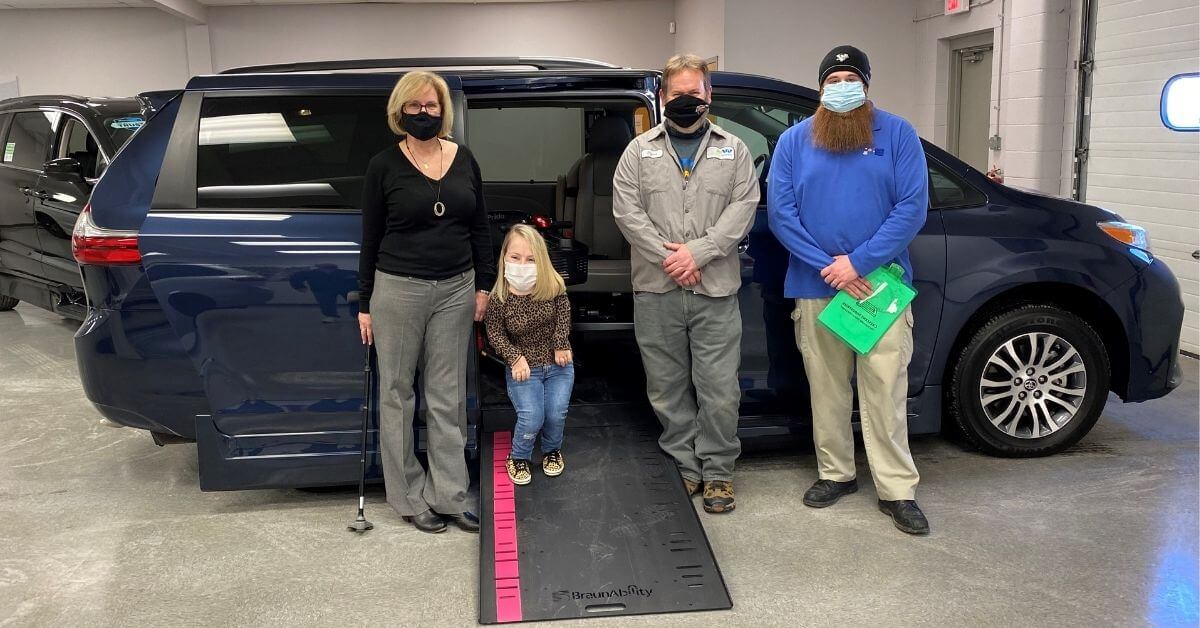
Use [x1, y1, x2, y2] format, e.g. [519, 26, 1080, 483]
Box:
[492, 431, 523, 623]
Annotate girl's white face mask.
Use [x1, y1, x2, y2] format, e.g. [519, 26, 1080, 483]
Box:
[505, 262, 538, 291]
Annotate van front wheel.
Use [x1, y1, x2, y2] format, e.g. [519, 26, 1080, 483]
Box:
[948, 304, 1110, 457]
[0, 295, 18, 311]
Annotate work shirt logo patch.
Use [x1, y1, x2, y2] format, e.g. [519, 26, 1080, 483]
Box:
[862, 147, 885, 156]
[706, 146, 735, 160]
[641, 148, 664, 159]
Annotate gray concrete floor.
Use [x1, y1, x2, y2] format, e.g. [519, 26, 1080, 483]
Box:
[2, 301, 1198, 627]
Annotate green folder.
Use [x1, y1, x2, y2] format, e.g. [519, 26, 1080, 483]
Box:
[817, 263, 916, 355]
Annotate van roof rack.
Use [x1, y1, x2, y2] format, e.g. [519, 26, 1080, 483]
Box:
[220, 57, 622, 75]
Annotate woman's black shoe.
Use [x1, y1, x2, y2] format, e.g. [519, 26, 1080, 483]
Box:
[403, 509, 447, 533]
[802, 479, 859, 508]
[443, 511, 481, 533]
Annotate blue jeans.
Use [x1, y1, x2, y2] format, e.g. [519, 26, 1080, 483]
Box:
[506, 363, 575, 460]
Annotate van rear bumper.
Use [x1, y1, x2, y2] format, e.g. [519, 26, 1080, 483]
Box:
[74, 306, 207, 439]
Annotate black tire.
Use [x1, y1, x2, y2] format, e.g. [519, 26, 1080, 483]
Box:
[0, 294, 17, 311]
[948, 304, 1111, 457]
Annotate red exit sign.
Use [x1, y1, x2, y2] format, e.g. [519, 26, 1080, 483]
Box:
[946, 0, 970, 14]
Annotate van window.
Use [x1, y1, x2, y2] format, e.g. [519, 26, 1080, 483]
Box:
[469, 107, 584, 182]
[3, 111, 58, 170]
[928, 157, 987, 209]
[707, 95, 812, 180]
[196, 95, 394, 209]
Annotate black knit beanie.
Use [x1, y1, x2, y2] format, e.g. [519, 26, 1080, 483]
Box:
[819, 45, 871, 86]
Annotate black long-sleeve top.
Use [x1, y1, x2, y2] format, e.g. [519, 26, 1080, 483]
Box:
[358, 143, 496, 313]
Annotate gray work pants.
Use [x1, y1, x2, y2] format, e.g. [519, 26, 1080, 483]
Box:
[633, 289, 742, 482]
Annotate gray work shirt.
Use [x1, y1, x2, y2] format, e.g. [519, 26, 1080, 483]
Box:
[612, 122, 760, 298]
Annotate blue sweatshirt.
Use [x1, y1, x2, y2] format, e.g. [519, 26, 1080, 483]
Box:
[767, 107, 928, 299]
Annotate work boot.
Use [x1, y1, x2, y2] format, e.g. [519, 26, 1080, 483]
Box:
[682, 477, 701, 497]
[542, 450, 565, 477]
[506, 457, 532, 486]
[702, 480, 735, 513]
[802, 479, 859, 508]
[404, 509, 447, 534]
[878, 500, 930, 535]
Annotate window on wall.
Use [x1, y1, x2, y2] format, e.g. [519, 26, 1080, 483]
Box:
[3, 111, 58, 170]
[1161, 73, 1199, 132]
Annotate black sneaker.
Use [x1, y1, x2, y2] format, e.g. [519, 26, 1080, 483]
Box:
[878, 500, 930, 535]
[802, 479, 859, 508]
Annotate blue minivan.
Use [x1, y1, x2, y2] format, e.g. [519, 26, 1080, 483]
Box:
[69, 58, 1184, 491]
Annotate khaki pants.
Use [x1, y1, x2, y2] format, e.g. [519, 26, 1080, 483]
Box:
[793, 297, 920, 501]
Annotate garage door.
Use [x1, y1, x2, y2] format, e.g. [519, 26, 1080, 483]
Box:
[1085, 0, 1199, 354]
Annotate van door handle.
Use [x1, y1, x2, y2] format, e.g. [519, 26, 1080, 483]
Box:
[1192, 250, 1199, 260]
[737, 238, 750, 255]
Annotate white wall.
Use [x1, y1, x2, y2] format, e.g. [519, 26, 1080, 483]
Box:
[673, 0, 725, 63]
[722, 0, 920, 121]
[0, 1, 676, 98]
[1084, 0, 1200, 353]
[205, 1, 674, 73]
[912, 0, 1003, 155]
[0, 9, 190, 96]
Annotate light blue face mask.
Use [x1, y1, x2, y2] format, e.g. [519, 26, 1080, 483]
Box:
[821, 81, 867, 113]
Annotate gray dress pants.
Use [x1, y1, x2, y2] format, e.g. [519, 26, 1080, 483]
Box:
[371, 270, 474, 517]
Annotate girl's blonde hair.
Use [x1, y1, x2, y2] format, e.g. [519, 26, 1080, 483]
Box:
[491, 224, 566, 302]
[386, 71, 454, 138]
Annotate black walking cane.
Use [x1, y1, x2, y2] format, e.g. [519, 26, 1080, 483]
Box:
[348, 293, 374, 533]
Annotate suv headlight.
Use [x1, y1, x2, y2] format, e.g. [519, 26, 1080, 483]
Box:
[1098, 221, 1152, 253]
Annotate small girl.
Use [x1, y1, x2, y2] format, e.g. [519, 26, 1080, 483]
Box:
[485, 224, 574, 486]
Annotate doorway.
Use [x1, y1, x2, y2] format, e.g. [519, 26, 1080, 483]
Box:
[948, 33, 994, 172]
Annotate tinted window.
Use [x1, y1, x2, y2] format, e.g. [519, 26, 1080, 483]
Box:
[58, 117, 105, 179]
[196, 95, 394, 209]
[469, 107, 584, 182]
[3, 111, 58, 170]
[928, 158, 987, 209]
[102, 114, 145, 149]
[708, 95, 813, 179]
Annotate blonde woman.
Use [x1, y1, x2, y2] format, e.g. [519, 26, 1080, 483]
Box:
[483, 225, 574, 486]
[358, 71, 494, 534]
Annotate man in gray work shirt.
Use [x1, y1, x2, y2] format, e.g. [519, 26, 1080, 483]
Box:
[613, 53, 759, 514]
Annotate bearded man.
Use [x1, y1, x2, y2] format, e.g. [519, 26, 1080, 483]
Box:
[767, 45, 931, 535]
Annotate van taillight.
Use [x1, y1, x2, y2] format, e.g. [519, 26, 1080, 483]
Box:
[71, 203, 141, 265]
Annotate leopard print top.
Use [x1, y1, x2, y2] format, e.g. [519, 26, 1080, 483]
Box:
[484, 291, 572, 367]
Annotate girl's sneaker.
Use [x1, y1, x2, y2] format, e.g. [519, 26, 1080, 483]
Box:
[506, 457, 532, 485]
[542, 450, 565, 477]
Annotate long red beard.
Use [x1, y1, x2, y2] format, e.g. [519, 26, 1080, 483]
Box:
[811, 102, 875, 153]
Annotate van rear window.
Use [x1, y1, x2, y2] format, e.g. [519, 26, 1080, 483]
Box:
[196, 95, 394, 209]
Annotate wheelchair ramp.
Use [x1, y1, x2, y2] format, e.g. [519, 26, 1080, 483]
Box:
[479, 410, 732, 624]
